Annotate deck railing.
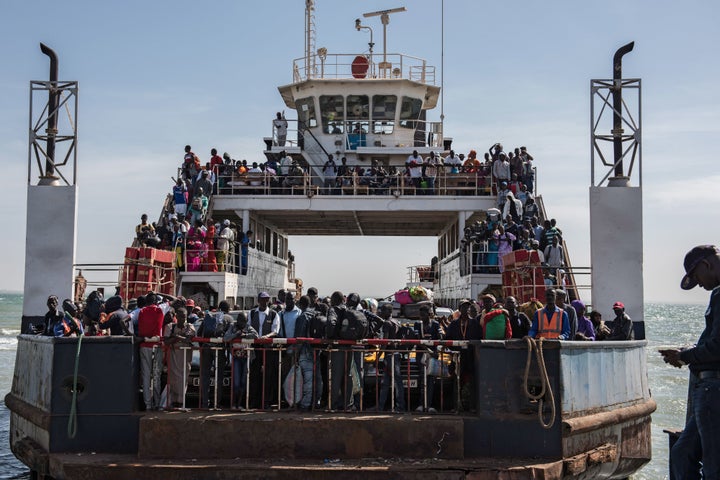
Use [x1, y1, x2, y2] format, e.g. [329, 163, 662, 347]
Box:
[146, 337, 466, 413]
[214, 171, 501, 197]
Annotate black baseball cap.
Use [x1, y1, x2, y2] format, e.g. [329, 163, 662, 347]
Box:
[681, 245, 719, 290]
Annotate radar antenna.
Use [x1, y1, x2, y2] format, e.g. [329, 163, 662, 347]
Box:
[362, 6, 406, 77]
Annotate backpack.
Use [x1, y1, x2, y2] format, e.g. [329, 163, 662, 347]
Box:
[191, 196, 203, 211]
[200, 311, 225, 338]
[338, 309, 369, 340]
[308, 311, 327, 339]
[85, 290, 104, 321]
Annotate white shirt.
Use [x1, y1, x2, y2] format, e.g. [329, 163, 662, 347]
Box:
[279, 156, 293, 176]
[406, 155, 423, 178]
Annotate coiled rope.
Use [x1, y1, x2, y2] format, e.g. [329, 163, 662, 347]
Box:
[522, 336, 556, 429]
[67, 333, 83, 439]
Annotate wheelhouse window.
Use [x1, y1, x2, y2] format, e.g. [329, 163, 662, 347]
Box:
[296, 97, 317, 129]
[346, 95, 369, 134]
[320, 95, 344, 134]
[399, 96, 423, 129]
[372, 94, 396, 134]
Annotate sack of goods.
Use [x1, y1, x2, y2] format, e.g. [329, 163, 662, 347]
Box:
[394, 289, 413, 305]
[408, 285, 429, 302]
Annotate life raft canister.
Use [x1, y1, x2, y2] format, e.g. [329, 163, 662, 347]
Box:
[351, 56, 369, 79]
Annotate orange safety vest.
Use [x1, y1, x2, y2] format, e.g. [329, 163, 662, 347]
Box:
[537, 308, 563, 339]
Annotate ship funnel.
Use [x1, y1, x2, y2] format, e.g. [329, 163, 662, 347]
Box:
[612, 41, 634, 178]
[40, 43, 60, 183]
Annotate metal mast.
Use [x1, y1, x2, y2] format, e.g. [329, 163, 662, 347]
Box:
[305, 0, 317, 78]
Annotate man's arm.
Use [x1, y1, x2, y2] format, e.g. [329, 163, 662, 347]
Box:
[559, 311, 571, 340]
[528, 312, 539, 338]
[681, 290, 720, 364]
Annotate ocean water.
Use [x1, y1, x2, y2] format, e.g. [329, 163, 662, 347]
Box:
[0, 293, 704, 479]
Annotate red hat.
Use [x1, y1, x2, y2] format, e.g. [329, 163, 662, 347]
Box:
[612, 301, 624, 310]
[186, 299, 195, 307]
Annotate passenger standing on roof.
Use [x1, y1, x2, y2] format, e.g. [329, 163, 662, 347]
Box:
[182, 145, 201, 186]
[406, 150, 424, 190]
[322, 154, 337, 195]
[662, 245, 720, 479]
[489, 143, 504, 162]
[274, 111, 288, 147]
[493, 153, 511, 186]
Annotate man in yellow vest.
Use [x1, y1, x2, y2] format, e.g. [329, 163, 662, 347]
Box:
[528, 289, 570, 339]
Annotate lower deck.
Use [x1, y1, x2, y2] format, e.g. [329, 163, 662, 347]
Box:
[13, 410, 647, 480]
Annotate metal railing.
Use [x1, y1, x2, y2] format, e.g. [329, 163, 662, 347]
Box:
[143, 337, 466, 414]
[292, 52, 436, 84]
[213, 171, 499, 197]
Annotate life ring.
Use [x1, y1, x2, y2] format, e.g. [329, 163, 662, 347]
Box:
[351, 55, 369, 79]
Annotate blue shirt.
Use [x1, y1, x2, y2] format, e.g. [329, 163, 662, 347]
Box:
[280, 306, 302, 338]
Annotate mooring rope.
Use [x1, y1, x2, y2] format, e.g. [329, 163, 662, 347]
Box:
[67, 333, 83, 439]
[523, 336, 556, 429]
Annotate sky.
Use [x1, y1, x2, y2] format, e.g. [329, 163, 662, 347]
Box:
[1, 0, 719, 306]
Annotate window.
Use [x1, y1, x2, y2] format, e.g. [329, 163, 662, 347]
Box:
[372, 95, 396, 134]
[399, 96, 423, 129]
[320, 95, 344, 134]
[296, 97, 317, 128]
[347, 95, 369, 135]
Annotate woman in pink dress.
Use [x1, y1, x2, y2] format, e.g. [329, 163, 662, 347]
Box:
[186, 219, 207, 272]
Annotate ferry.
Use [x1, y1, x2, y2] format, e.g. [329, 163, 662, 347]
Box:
[7, 2, 654, 479]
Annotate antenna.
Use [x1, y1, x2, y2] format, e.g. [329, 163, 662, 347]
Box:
[362, 6, 406, 77]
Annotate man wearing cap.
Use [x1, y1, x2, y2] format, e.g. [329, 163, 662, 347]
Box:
[249, 291, 280, 409]
[662, 245, 720, 479]
[603, 301, 633, 341]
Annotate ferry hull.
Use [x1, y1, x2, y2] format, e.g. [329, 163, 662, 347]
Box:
[7, 336, 653, 479]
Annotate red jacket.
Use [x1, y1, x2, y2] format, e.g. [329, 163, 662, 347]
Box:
[138, 304, 164, 348]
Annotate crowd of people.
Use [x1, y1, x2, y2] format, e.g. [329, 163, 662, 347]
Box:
[171, 142, 536, 198]
[33, 285, 633, 414]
